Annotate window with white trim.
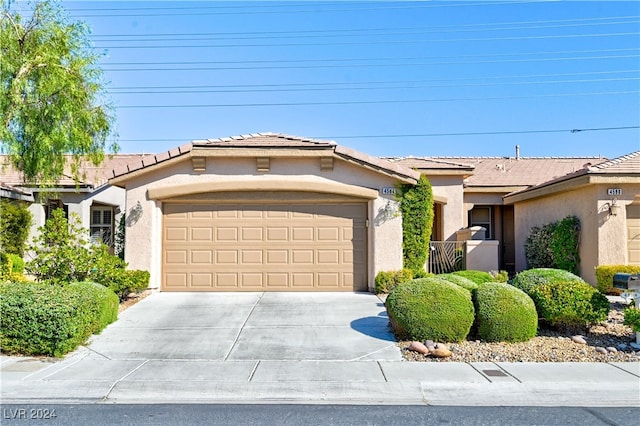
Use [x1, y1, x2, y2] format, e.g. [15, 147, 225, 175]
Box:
[468, 206, 492, 239]
[90, 206, 114, 247]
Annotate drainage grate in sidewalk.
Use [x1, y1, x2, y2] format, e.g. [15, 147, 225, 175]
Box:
[482, 369, 508, 377]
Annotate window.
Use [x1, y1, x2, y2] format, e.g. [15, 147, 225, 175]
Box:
[90, 206, 114, 247]
[469, 206, 492, 239]
[45, 199, 68, 221]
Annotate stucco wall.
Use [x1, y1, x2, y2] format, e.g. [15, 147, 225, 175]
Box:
[121, 154, 406, 291]
[513, 183, 639, 286]
[425, 175, 466, 241]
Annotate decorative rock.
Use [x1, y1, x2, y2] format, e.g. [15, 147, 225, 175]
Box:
[617, 343, 628, 351]
[606, 347, 618, 353]
[595, 347, 608, 354]
[435, 342, 448, 350]
[571, 335, 587, 344]
[408, 341, 430, 355]
[630, 342, 640, 351]
[578, 349, 587, 355]
[424, 340, 435, 348]
[427, 345, 436, 352]
[430, 347, 452, 358]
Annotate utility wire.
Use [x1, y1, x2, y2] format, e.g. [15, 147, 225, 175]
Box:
[64, 1, 550, 18]
[101, 48, 640, 66]
[94, 32, 640, 49]
[107, 70, 640, 90]
[101, 54, 640, 72]
[114, 90, 640, 109]
[112, 126, 640, 143]
[108, 77, 640, 94]
[91, 20, 640, 41]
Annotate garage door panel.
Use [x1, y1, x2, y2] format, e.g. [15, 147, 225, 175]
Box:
[191, 227, 213, 241]
[163, 202, 367, 291]
[242, 227, 263, 241]
[266, 250, 288, 264]
[191, 250, 213, 264]
[267, 227, 288, 241]
[191, 273, 213, 287]
[166, 228, 188, 241]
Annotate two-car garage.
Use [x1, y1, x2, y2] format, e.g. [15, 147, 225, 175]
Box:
[162, 202, 368, 291]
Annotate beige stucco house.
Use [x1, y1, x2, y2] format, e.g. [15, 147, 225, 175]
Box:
[504, 151, 640, 285]
[0, 155, 144, 251]
[108, 133, 419, 292]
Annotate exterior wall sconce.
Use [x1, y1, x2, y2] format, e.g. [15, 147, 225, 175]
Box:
[606, 198, 620, 217]
[126, 201, 144, 227]
[383, 200, 398, 220]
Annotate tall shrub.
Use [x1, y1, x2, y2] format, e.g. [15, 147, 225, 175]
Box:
[0, 200, 32, 256]
[524, 216, 580, 275]
[399, 175, 434, 276]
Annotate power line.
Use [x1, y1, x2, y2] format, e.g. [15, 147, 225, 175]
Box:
[108, 77, 640, 95]
[107, 70, 640, 90]
[113, 90, 640, 109]
[92, 20, 640, 41]
[112, 126, 640, 143]
[101, 48, 640, 66]
[318, 126, 640, 139]
[101, 54, 640, 72]
[63, 1, 549, 18]
[94, 32, 640, 49]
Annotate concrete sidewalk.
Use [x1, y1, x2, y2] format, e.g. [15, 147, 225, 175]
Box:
[2, 351, 639, 406]
[1, 292, 639, 407]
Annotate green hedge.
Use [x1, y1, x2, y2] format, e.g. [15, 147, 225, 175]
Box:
[437, 273, 479, 293]
[399, 175, 434, 276]
[511, 268, 584, 294]
[474, 283, 538, 342]
[595, 265, 640, 294]
[450, 270, 495, 285]
[0, 281, 118, 357]
[374, 269, 414, 294]
[524, 216, 581, 274]
[386, 277, 475, 342]
[528, 280, 610, 329]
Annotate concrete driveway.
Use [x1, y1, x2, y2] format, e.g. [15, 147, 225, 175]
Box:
[86, 291, 401, 361]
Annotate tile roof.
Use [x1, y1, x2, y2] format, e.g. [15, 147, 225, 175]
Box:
[390, 156, 608, 187]
[387, 157, 475, 171]
[193, 132, 336, 148]
[0, 154, 148, 188]
[110, 132, 420, 183]
[588, 151, 640, 174]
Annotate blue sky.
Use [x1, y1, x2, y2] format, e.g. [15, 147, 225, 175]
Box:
[23, 1, 640, 158]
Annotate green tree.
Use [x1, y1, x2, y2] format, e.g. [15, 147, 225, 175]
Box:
[399, 175, 434, 275]
[0, 199, 32, 256]
[1, 0, 116, 185]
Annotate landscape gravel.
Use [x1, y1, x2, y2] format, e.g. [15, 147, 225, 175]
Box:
[398, 301, 640, 362]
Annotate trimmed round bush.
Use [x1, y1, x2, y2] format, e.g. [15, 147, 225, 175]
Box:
[437, 273, 479, 293]
[528, 280, 610, 329]
[386, 277, 475, 342]
[511, 268, 583, 294]
[450, 270, 494, 285]
[474, 283, 538, 342]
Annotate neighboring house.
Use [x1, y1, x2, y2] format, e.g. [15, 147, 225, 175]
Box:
[108, 133, 419, 292]
[391, 153, 611, 275]
[0, 155, 144, 251]
[504, 151, 640, 285]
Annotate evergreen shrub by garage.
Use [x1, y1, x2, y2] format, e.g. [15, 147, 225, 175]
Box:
[437, 273, 479, 293]
[511, 268, 583, 294]
[386, 277, 475, 342]
[0, 281, 118, 357]
[450, 270, 494, 285]
[474, 282, 538, 342]
[374, 268, 414, 294]
[595, 265, 640, 294]
[527, 280, 610, 330]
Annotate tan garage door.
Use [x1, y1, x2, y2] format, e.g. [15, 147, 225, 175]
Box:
[163, 203, 367, 291]
[628, 204, 640, 265]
